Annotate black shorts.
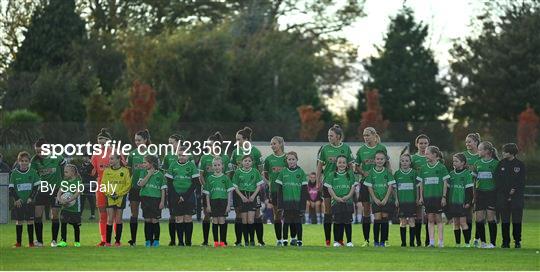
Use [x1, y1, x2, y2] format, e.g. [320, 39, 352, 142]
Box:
[447, 203, 467, 218]
[283, 210, 303, 224]
[398, 202, 416, 218]
[358, 183, 371, 202]
[171, 193, 196, 216]
[209, 199, 228, 217]
[61, 210, 81, 224]
[270, 192, 279, 207]
[475, 190, 496, 211]
[372, 202, 395, 214]
[34, 191, 60, 207]
[106, 195, 127, 209]
[11, 203, 35, 221]
[234, 191, 258, 212]
[332, 202, 353, 223]
[128, 187, 141, 202]
[141, 196, 162, 219]
[424, 197, 443, 214]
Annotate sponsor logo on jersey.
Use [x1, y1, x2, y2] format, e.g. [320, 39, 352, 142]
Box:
[514, 167, 520, 173]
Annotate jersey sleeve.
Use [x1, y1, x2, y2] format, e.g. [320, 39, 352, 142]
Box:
[355, 148, 362, 165]
[202, 180, 210, 195]
[263, 157, 270, 173]
[164, 167, 174, 180]
[159, 173, 167, 190]
[275, 170, 283, 185]
[231, 170, 240, 188]
[223, 156, 232, 173]
[465, 171, 474, 188]
[441, 165, 450, 180]
[301, 169, 308, 185]
[255, 170, 264, 186]
[226, 177, 235, 192]
[190, 162, 200, 178]
[387, 170, 396, 186]
[317, 146, 326, 163]
[32, 169, 41, 186]
[323, 173, 333, 188]
[364, 171, 373, 187]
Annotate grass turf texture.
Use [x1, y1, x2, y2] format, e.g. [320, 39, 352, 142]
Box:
[1, 210, 539, 270]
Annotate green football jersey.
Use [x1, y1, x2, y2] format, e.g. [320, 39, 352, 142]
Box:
[324, 170, 357, 205]
[394, 168, 417, 203]
[364, 168, 395, 201]
[355, 143, 388, 172]
[140, 171, 167, 198]
[473, 158, 498, 191]
[232, 167, 264, 192]
[275, 167, 307, 203]
[9, 168, 40, 202]
[31, 155, 65, 187]
[198, 154, 231, 179]
[165, 160, 199, 193]
[202, 174, 234, 200]
[417, 161, 450, 198]
[411, 153, 427, 171]
[60, 178, 82, 213]
[318, 143, 354, 181]
[448, 169, 474, 205]
[127, 149, 147, 187]
[264, 153, 287, 193]
[230, 146, 263, 168]
[464, 150, 481, 167]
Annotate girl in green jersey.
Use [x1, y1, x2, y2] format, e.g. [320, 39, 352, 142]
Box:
[474, 141, 499, 248]
[394, 153, 418, 247]
[448, 153, 474, 247]
[263, 136, 287, 245]
[56, 164, 83, 247]
[465, 133, 481, 246]
[164, 133, 183, 246]
[412, 134, 429, 247]
[137, 155, 166, 247]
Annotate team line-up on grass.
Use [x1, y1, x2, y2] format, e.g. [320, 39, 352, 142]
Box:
[8, 125, 526, 249]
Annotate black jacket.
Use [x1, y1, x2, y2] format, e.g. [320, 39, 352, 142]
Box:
[495, 158, 526, 200]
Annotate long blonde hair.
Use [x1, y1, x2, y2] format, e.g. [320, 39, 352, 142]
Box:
[364, 127, 381, 144]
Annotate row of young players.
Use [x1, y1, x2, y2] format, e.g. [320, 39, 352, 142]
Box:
[9, 125, 526, 249]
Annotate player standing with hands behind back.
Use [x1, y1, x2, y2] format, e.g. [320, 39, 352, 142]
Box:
[138, 155, 167, 247]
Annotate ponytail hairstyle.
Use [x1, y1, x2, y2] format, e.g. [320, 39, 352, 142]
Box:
[136, 129, 151, 146]
[452, 152, 467, 170]
[237, 127, 253, 141]
[466, 133, 481, 148]
[426, 146, 444, 163]
[208, 131, 223, 143]
[271, 136, 285, 153]
[144, 155, 160, 170]
[502, 143, 519, 156]
[479, 141, 499, 160]
[414, 134, 430, 152]
[363, 127, 380, 144]
[97, 128, 112, 140]
[329, 124, 344, 142]
[375, 150, 390, 168]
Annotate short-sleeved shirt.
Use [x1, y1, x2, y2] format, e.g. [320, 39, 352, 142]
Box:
[60, 178, 82, 213]
[31, 155, 65, 187]
[264, 154, 287, 193]
[230, 146, 263, 169]
[140, 171, 167, 198]
[127, 149, 147, 187]
[464, 150, 481, 167]
[324, 170, 357, 205]
[162, 153, 195, 171]
[355, 143, 387, 173]
[202, 174, 234, 200]
[411, 154, 427, 171]
[448, 169, 474, 204]
[275, 167, 307, 204]
[232, 167, 264, 192]
[199, 154, 231, 180]
[473, 158, 498, 192]
[365, 168, 395, 201]
[318, 143, 354, 181]
[9, 168, 40, 202]
[394, 168, 417, 204]
[417, 162, 450, 198]
[165, 160, 199, 193]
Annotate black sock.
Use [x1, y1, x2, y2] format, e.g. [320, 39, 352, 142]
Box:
[274, 222, 282, 240]
[463, 228, 471, 244]
[255, 222, 264, 243]
[130, 217, 138, 243]
[424, 223, 429, 245]
[154, 222, 160, 241]
[106, 224, 113, 244]
[400, 227, 407, 246]
[454, 229, 461, 244]
[176, 223, 184, 244]
[488, 221, 497, 245]
[73, 224, 80, 243]
[339, 224, 345, 242]
[414, 220, 422, 245]
[35, 219, 43, 243]
[60, 222, 67, 242]
[144, 222, 151, 241]
[345, 224, 352, 243]
[362, 216, 371, 242]
[296, 224, 303, 241]
[212, 223, 219, 242]
[202, 221, 210, 244]
[290, 223, 297, 240]
[373, 221, 381, 243]
[242, 223, 249, 244]
[235, 219, 242, 244]
[27, 224, 34, 244]
[115, 223, 123, 243]
[381, 222, 389, 243]
[501, 223, 510, 245]
[168, 221, 176, 244]
[16, 225, 23, 244]
[475, 221, 479, 240]
[513, 223, 522, 243]
[409, 226, 415, 246]
[477, 222, 486, 243]
[52, 219, 60, 241]
[324, 219, 332, 242]
[332, 223, 338, 242]
[283, 223, 289, 240]
[185, 222, 193, 245]
[249, 224, 255, 243]
[220, 223, 228, 243]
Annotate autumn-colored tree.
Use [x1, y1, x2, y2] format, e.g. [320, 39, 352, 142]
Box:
[358, 89, 388, 139]
[298, 105, 324, 141]
[121, 80, 156, 138]
[517, 104, 539, 153]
